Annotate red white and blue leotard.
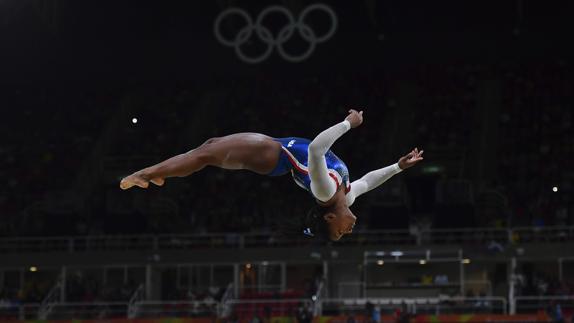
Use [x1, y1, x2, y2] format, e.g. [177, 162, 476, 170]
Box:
[269, 137, 351, 195]
[267, 120, 403, 206]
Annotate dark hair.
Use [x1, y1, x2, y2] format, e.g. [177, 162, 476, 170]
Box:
[274, 205, 331, 244]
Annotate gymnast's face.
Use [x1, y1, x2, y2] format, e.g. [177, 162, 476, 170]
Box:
[323, 210, 357, 241]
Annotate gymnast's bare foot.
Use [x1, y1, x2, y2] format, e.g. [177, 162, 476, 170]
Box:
[120, 171, 164, 190]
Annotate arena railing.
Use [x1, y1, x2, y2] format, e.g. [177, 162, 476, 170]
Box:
[0, 297, 510, 320]
[512, 226, 574, 243]
[0, 303, 128, 320]
[513, 295, 574, 314]
[47, 302, 129, 320]
[0, 304, 40, 320]
[319, 296, 508, 315]
[0, 226, 572, 253]
[223, 298, 313, 319]
[133, 300, 221, 318]
[419, 227, 509, 245]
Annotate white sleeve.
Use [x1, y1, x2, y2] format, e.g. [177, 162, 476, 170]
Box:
[345, 163, 402, 206]
[308, 120, 351, 202]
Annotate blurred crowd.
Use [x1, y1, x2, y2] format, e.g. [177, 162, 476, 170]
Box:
[498, 61, 573, 228]
[515, 268, 574, 297]
[0, 87, 121, 236]
[0, 60, 572, 237]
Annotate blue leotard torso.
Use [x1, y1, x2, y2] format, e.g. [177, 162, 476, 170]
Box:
[269, 137, 350, 194]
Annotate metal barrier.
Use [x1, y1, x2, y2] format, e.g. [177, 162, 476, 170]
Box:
[0, 303, 128, 320]
[47, 302, 128, 320]
[224, 299, 313, 318]
[320, 297, 507, 316]
[7, 296, 574, 319]
[513, 226, 574, 243]
[514, 295, 574, 314]
[0, 226, 573, 254]
[0, 304, 40, 320]
[134, 301, 220, 318]
[421, 228, 509, 245]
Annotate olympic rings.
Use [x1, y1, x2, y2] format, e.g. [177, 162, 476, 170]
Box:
[214, 3, 338, 64]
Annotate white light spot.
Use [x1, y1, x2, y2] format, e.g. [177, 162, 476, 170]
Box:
[376, 260, 384, 266]
[29, 266, 38, 272]
[132, 118, 138, 124]
[552, 186, 558, 192]
[419, 260, 426, 265]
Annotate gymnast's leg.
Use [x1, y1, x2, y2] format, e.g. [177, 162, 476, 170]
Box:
[120, 133, 282, 190]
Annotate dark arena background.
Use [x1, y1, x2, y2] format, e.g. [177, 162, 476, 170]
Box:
[1, 1, 573, 322]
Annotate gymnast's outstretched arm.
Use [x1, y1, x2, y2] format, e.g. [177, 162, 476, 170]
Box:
[308, 109, 363, 202]
[345, 148, 424, 206]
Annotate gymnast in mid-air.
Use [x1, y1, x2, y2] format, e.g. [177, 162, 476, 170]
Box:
[120, 110, 423, 241]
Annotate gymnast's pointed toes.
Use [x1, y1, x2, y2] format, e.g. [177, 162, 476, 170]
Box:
[120, 174, 150, 190]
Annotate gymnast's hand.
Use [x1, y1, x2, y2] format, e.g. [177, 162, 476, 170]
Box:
[398, 147, 424, 170]
[345, 109, 363, 128]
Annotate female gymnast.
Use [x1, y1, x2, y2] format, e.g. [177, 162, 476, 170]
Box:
[120, 110, 423, 241]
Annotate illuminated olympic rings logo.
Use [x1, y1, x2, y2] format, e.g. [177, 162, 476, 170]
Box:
[214, 4, 338, 64]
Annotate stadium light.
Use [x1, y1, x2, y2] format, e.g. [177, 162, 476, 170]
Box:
[462, 259, 471, 264]
[376, 260, 384, 266]
[419, 260, 426, 265]
[553, 186, 558, 192]
[132, 117, 138, 124]
[29, 266, 38, 272]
